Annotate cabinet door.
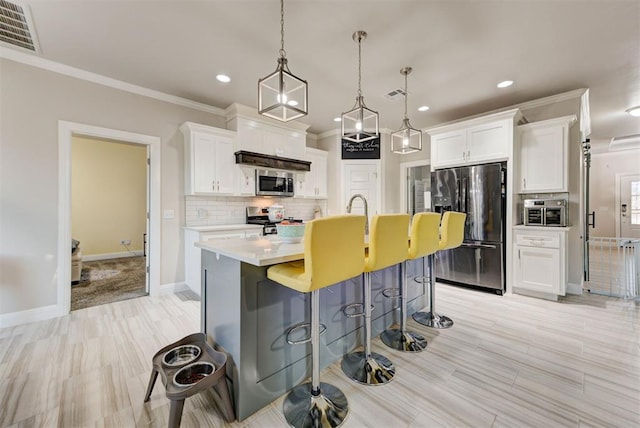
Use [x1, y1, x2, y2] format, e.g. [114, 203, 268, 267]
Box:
[193, 133, 217, 194]
[314, 153, 328, 198]
[214, 136, 236, 194]
[467, 120, 509, 163]
[514, 244, 560, 294]
[236, 166, 255, 196]
[431, 130, 466, 168]
[520, 126, 566, 192]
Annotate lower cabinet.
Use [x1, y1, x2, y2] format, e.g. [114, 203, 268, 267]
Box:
[184, 227, 262, 295]
[512, 227, 569, 300]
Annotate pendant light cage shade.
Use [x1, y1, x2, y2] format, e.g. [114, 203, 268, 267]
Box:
[341, 97, 380, 143]
[391, 119, 423, 154]
[258, 57, 308, 122]
[258, 0, 308, 122]
[341, 30, 379, 143]
[391, 66, 422, 154]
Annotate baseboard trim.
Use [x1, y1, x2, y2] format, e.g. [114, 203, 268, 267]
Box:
[0, 304, 63, 329]
[83, 251, 144, 261]
[159, 282, 190, 295]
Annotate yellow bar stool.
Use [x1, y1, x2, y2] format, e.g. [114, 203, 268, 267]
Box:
[413, 211, 466, 329]
[381, 212, 441, 352]
[341, 213, 410, 385]
[267, 215, 366, 428]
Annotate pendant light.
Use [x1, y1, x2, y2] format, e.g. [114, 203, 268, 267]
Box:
[258, 0, 308, 122]
[341, 31, 379, 143]
[391, 67, 422, 154]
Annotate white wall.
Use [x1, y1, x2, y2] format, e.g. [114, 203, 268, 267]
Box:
[0, 58, 223, 317]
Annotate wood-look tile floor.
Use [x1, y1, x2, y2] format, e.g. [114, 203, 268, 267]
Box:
[1, 285, 639, 427]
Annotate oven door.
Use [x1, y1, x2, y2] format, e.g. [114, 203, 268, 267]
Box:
[524, 207, 543, 225]
[544, 207, 565, 226]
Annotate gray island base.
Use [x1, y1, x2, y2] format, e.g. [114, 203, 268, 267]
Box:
[196, 236, 428, 421]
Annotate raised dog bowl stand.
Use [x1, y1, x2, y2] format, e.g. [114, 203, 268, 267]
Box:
[144, 332, 235, 427]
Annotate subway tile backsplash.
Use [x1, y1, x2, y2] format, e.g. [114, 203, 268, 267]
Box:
[185, 196, 328, 226]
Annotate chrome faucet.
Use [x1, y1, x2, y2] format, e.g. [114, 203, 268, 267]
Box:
[346, 193, 369, 235]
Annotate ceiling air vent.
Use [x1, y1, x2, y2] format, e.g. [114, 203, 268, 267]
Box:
[0, 0, 40, 52]
[385, 88, 406, 101]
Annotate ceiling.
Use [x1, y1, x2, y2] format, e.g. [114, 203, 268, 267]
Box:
[5, 0, 640, 144]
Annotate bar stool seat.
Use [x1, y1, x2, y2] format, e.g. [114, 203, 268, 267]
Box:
[267, 215, 366, 428]
[381, 212, 441, 352]
[341, 214, 410, 385]
[413, 211, 466, 329]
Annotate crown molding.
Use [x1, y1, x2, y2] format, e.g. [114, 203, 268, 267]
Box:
[0, 46, 226, 116]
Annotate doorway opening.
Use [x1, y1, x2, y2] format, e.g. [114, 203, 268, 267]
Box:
[70, 136, 148, 310]
[57, 121, 161, 316]
[400, 160, 431, 214]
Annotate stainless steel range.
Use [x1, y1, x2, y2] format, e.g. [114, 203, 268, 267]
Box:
[245, 206, 303, 235]
[246, 207, 278, 235]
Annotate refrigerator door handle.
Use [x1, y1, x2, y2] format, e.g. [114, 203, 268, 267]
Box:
[461, 177, 468, 213]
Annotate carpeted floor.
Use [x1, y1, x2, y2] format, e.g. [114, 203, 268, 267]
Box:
[71, 256, 147, 311]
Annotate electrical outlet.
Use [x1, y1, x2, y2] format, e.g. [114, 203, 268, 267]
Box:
[120, 239, 131, 246]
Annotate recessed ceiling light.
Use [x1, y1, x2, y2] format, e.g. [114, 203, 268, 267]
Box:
[418, 105, 430, 112]
[333, 117, 342, 122]
[497, 80, 514, 88]
[626, 106, 640, 117]
[216, 74, 231, 83]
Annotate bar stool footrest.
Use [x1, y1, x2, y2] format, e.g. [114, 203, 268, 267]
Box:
[286, 322, 327, 345]
[342, 302, 375, 318]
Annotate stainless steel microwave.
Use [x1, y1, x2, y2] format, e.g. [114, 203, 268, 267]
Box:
[255, 169, 294, 197]
[523, 199, 567, 227]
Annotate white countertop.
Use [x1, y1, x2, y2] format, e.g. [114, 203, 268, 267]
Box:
[513, 225, 572, 231]
[195, 236, 304, 266]
[185, 224, 263, 232]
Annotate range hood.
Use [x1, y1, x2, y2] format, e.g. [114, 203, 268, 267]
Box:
[234, 150, 311, 172]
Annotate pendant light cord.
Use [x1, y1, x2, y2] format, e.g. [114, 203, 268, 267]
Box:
[357, 36, 362, 97]
[279, 0, 286, 58]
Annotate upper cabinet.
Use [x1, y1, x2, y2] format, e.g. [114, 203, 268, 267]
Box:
[517, 115, 576, 193]
[297, 148, 328, 199]
[226, 103, 308, 160]
[181, 122, 236, 196]
[428, 109, 523, 169]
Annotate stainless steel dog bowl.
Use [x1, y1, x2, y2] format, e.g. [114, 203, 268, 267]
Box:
[162, 345, 201, 367]
[173, 362, 215, 387]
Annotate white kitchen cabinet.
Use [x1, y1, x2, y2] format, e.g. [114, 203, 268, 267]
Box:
[517, 115, 576, 193]
[512, 227, 568, 300]
[236, 165, 256, 196]
[226, 104, 308, 159]
[298, 148, 328, 198]
[184, 226, 262, 295]
[181, 122, 236, 196]
[428, 109, 523, 169]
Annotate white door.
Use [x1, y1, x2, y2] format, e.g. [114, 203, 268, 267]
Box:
[620, 174, 640, 239]
[342, 162, 379, 229]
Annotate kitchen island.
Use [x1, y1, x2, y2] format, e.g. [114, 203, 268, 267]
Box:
[196, 235, 428, 420]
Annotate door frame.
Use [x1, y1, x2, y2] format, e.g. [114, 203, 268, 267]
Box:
[615, 172, 640, 238]
[58, 121, 161, 315]
[400, 159, 431, 214]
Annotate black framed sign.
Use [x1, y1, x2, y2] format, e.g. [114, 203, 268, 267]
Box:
[341, 137, 381, 159]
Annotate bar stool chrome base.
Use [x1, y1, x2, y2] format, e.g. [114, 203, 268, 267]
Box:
[341, 351, 395, 385]
[412, 311, 453, 329]
[380, 328, 427, 352]
[283, 382, 348, 428]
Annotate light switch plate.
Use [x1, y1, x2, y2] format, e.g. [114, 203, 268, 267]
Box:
[163, 209, 175, 219]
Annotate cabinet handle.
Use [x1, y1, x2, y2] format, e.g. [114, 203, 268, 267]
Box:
[467, 150, 470, 160]
[518, 249, 520, 260]
[523, 178, 526, 189]
[462, 151, 466, 161]
[212, 180, 215, 191]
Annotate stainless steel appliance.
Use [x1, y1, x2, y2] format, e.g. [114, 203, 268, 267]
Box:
[523, 199, 568, 226]
[255, 169, 294, 197]
[246, 206, 302, 235]
[431, 163, 506, 294]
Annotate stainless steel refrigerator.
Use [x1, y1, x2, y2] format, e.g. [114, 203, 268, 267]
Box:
[431, 162, 506, 294]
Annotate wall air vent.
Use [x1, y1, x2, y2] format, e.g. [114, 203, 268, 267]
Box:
[385, 88, 406, 101]
[0, 0, 40, 52]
